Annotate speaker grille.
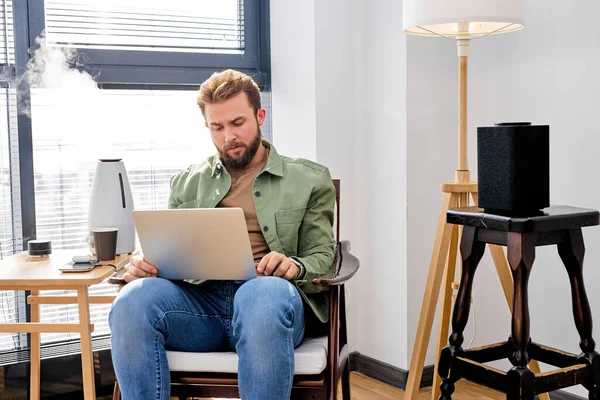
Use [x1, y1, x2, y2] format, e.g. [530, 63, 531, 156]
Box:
[477, 123, 549, 215]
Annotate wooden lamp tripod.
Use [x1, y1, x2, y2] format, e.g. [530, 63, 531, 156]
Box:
[400, 2, 551, 399]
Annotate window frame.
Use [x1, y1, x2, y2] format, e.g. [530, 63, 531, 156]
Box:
[26, 0, 268, 86]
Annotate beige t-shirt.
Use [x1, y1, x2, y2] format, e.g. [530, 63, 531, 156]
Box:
[217, 146, 270, 263]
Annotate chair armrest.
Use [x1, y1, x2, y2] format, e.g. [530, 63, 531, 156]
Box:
[312, 240, 359, 286]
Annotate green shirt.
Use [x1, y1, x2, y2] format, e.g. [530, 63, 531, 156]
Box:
[167, 139, 336, 323]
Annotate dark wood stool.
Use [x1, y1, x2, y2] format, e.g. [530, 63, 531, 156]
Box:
[437, 205, 600, 400]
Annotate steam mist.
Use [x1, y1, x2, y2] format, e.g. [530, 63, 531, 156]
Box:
[18, 33, 99, 116]
[26, 34, 97, 89]
[18, 32, 125, 161]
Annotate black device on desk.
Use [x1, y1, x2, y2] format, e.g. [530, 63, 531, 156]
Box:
[59, 255, 118, 273]
[59, 255, 96, 272]
[59, 261, 96, 272]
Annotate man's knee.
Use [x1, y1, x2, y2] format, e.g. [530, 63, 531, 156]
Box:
[234, 276, 300, 308]
[109, 278, 176, 333]
[232, 277, 304, 355]
[233, 277, 302, 329]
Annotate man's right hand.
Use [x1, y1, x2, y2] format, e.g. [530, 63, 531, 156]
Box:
[125, 255, 159, 280]
[115, 256, 158, 292]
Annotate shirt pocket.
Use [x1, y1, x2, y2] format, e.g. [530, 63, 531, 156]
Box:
[274, 207, 306, 255]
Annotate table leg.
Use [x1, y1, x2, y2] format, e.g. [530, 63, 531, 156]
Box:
[438, 226, 485, 400]
[506, 232, 536, 400]
[450, 226, 485, 349]
[557, 228, 600, 399]
[30, 289, 41, 400]
[77, 285, 96, 400]
[489, 244, 551, 400]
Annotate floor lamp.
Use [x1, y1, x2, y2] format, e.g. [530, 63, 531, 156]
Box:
[399, 2, 551, 400]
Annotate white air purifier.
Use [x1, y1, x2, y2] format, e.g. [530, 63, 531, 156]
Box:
[88, 159, 136, 255]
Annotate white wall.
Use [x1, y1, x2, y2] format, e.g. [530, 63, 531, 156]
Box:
[336, 0, 408, 368]
[271, 0, 409, 369]
[313, 0, 370, 363]
[273, 0, 600, 396]
[270, 0, 317, 161]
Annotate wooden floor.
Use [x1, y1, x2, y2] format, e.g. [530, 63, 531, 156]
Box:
[175, 372, 505, 400]
[349, 372, 504, 399]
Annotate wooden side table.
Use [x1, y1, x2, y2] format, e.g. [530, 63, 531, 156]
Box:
[0, 250, 131, 400]
[438, 206, 600, 399]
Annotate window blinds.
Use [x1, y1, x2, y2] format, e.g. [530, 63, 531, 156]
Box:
[0, 88, 25, 352]
[44, 0, 245, 54]
[0, 88, 18, 259]
[0, 0, 14, 65]
[0, 0, 24, 352]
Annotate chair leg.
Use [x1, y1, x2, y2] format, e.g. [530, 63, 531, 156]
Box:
[112, 380, 121, 400]
[342, 359, 351, 400]
[439, 375, 457, 400]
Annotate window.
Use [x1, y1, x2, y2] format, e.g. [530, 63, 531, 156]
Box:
[31, 89, 214, 248]
[27, 0, 267, 86]
[0, 0, 269, 352]
[31, 88, 216, 343]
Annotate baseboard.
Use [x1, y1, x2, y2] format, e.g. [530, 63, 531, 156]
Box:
[349, 351, 433, 390]
[348, 352, 586, 399]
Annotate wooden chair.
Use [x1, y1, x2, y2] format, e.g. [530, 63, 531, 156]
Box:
[112, 179, 359, 400]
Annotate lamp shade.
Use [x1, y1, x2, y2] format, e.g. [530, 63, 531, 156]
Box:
[403, 0, 524, 38]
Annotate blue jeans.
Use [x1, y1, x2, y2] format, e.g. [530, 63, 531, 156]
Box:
[109, 277, 305, 400]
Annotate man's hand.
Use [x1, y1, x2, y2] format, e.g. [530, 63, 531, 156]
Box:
[256, 251, 300, 281]
[117, 255, 158, 291]
[126, 255, 158, 280]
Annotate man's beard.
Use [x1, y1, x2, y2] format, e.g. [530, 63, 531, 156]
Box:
[218, 128, 262, 170]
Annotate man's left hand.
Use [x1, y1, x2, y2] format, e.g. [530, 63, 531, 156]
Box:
[256, 251, 300, 280]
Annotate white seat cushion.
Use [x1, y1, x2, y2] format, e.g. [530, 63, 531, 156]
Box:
[166, 336, 328, 375]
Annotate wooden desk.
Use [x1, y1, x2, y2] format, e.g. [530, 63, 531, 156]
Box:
[0, 250, 132, 400]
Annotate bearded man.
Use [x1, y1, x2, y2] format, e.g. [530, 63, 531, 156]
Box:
[109, 69, 336, 400]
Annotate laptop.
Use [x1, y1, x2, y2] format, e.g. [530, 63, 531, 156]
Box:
[131, 208, 257, 281]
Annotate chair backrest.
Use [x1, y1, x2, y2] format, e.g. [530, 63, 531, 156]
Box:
[332, 179, 340, 243]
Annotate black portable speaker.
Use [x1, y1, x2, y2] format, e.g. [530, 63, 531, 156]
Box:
[477, 122, 550, 216]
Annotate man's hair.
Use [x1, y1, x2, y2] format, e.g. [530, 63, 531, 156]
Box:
[197, 69, 261, 116]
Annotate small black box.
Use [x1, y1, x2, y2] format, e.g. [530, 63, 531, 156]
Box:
[477, 122, 549, 216]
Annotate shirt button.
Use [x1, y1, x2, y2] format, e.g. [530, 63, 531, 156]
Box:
[263, 226, 269, 232]
[255, 191, 261, 197]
